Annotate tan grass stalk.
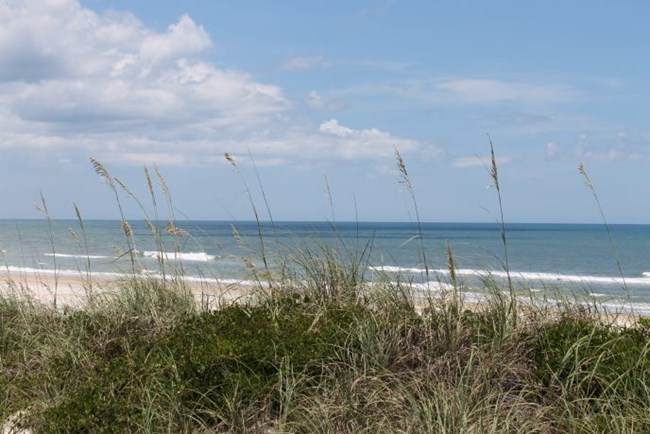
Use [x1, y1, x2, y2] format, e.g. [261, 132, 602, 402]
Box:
[395, 147, 429, 279]
[487, 136, 515, 324]
[578, 162, 629, 299]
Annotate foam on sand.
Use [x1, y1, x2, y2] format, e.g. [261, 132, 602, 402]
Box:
[369, 266, 650, 286]
[143, 251, 216, 262]
[45, 253, 113, 260]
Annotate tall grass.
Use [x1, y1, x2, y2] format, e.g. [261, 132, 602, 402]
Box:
[224, 152, 274, 292]
[34, 193, 59, 308]
[488, 136, 516, 326]
[395, 148, 429, 280]
[91, 158, 139, 274]
[578, 162, 629, 299]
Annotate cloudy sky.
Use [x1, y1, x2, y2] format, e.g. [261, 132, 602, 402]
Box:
[1, 0, 649, 222]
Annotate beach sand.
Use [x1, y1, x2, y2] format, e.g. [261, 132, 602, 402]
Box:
[0, 270, 255, 310]
[0, 269, 641, 328]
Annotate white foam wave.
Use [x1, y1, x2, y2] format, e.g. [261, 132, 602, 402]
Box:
[369, 266, 650, 286]
[369, 265, 425, 274]
[591, 301, 650, 316]
[1, 265, 260, 288]
[45, 253, 112, 260]
[408, 281, 456, 292]
[143, 251, 216, 262]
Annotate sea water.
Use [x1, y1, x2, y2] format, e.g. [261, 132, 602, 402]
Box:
[1, 220, 649, 311]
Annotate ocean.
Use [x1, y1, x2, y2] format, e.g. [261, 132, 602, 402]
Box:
[1, 220, 649, 312]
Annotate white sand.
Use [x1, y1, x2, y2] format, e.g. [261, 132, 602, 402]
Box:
[0, 270, 256, 310]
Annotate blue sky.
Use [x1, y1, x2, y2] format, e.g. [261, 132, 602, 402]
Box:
[1, 0, 648, 223]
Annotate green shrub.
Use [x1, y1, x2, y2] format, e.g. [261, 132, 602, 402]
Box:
[530, 316, 650, 405]
[166, 296, 367, 424]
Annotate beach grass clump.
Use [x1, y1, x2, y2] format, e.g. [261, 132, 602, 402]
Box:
[0, 279, 199, 432]
[164, 295, 369, 428]
[274, 240, 373, 307]
[527, 313, 650, 430]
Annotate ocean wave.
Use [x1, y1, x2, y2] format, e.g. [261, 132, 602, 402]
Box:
[44, 253, 112, 260]
[142, 251, 216, 262]
[1, 265, 258, 287]
[369, 266, 650, 286]
[407, 281, 456, 291]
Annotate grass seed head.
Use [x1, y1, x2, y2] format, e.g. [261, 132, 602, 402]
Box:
[121, 220, 132, 237]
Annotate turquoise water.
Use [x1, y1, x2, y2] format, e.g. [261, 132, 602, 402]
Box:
[1, 220, 649, 307]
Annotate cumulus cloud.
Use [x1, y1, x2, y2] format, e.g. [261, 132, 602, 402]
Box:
[0, 0, 289, 162]
[236, 119, 421, 161]
[0, 1, 287, 154]
[575, 132, 645, 162]
[317, 119, 418, 159]
[0, 1, 421, 166]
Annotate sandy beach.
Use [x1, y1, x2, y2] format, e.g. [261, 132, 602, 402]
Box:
[0, 268, 641, 329]
[0, 269, 256, 310]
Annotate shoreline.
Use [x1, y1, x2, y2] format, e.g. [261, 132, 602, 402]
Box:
[0, 270, 645, 326]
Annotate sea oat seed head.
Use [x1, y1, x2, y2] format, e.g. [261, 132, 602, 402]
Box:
[224, 152, 237, 167]
[166, 221, 187, 237]
[121, 220, 132, 237]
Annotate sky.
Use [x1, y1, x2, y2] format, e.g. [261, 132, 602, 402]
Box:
[1, 0, 649, 223]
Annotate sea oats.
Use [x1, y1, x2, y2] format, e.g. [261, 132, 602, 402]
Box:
[224, 151, 237, 167]
[446, 242, 456, 288]
[121, 220, 133, 238]
[166, 221, 187, 237]
[144, 165, 157, 210]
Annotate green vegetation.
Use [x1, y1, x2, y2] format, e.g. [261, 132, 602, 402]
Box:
[2, 271, 649, 433]
[1, 154, 649, 433]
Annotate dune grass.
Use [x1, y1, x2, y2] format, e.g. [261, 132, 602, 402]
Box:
[2, 154, 650, 433]
[2, 265, 650, 433]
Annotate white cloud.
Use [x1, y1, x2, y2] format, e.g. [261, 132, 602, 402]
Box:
[436, 78, 578, 105]
[227, 119, 422, 162]
[319, 119, 354, 137]
[575, 133, 645, 162]
[0, 1, 433, 169]
[546, 142, 559, 159]
[306, 91, 347, 111]
[452, 155, 512, 169]
[0, 0, 289, 163]
[282, 56, 328, 71]
[0, 1, 423, 166]
[336, 77, 579, 107]
[307, 91, 325, 108]
[316, 119, 419, 159]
